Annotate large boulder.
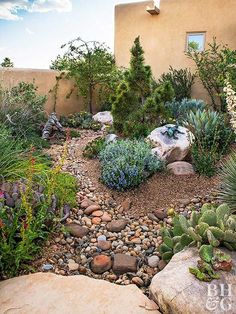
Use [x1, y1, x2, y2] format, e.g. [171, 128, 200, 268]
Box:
[93, 111, 113, 125]
[147, 124, 191, 163]
[0, 273, 160, 314]
[150, 248, 236, 314]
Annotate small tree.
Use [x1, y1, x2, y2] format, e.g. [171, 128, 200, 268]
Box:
[51, 37, 117, 113]
[187, 38, 236, 112]
[159, 66, 195, 101]
[1, 57, 14, 68]
[126, 36, 152, 104]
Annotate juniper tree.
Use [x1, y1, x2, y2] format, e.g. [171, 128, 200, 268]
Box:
[126, 36, 152, 104]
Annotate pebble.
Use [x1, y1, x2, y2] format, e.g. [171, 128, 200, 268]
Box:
[148, 256, 160, 268]
[42, 264, 54, 271]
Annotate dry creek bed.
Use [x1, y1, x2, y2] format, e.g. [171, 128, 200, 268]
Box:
[31, 129, 220, 295]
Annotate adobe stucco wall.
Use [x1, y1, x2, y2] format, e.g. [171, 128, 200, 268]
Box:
[115, 0, 236, 103]
[0, 68, 87, 116]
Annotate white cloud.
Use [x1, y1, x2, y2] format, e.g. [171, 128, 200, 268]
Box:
[0, 0, 72, 20]
[25, 27, 34, 34]
[30, 0, 72, 13]
[0, 1, 27, 20]
[0, 46, 7, 52]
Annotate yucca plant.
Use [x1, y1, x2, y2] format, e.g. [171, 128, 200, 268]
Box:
[219, 152, 236, 213]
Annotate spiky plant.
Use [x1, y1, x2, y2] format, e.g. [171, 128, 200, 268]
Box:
[219, 152, 236, 213]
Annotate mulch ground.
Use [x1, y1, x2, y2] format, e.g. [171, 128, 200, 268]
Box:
[76, 131, 220, 216]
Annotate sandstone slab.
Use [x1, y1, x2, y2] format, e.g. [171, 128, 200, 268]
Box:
[0, 273, 160, 314]
[150, 248, 236, 314]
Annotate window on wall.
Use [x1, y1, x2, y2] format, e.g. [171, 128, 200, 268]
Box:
[186, 32, 206, 52]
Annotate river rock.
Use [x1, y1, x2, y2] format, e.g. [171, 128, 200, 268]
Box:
[148, 256, 160, 268]
[150, 248, 236, 314]
[97, 240, 112, 251]
[91, 255, 112, 274]
[84, 204, 101, 215]
[147, 124, 191, 163]
[0, 273, 160, 314]
[107, 219, 128, 232]
[93, 111, 113, 125]
[65, 223, 89, 238]
[113, 253, 138, 275]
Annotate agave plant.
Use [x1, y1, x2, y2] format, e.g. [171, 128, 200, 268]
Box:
[184, 109, 234, 153]
[219, 152, 236, 213]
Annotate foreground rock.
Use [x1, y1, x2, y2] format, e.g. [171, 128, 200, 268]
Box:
[93, 111, 113, 125]
[150, 248, 236, 314]
[167, 161, 195, 175]
[0, 273, 160, 314]
[147, 124, 191, 163]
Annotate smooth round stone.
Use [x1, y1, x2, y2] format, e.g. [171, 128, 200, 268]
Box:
[90, 255, 112, 274]
[42, 264, 53, 271]
[131, 277, 144, 287]
[148, 255, 160, 268]
[97, 235, 107, 242]
[92, 217, 102, 225]
[91, 210, 104, 217]
[101, 212, 112, 222]
[97, 240, 111, 251]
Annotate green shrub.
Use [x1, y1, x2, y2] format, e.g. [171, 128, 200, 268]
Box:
[159, 66, 196, 101]
[83, 137, 106, 159]
[166, 98, 206, 121]
[218, 152, 236, 213]
[184, 109, 235, 176]
[0, 202, 50, 278]
[0, 82, 47, 142]
[99, 140, 164, 190]
[111, 81, 138, 133]
[47, 172, 77, 208]
[186, 38, 236, 111]
[70, 129, 81, 138]
[60, 111, 101, 130]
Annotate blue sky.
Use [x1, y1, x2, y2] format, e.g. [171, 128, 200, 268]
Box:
[0, 0, 145, 68]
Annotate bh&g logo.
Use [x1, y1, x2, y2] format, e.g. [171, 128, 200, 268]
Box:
[206, 284, 232, 312]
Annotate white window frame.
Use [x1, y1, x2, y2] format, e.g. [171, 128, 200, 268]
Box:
[186, 32, 206, 52]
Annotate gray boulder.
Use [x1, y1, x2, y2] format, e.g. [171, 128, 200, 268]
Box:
[93, 111, 113, 125]
[150, 248, 236, 314]
[147, 124, 191, 163]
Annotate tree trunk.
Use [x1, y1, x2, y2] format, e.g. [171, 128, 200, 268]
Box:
[89, 84, 93, 114]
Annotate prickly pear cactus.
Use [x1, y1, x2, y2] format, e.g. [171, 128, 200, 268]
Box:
[159, 203, 236, 263]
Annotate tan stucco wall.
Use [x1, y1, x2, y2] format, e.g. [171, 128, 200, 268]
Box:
[115, 0, 236, 103]
[0, 68, 88, 116]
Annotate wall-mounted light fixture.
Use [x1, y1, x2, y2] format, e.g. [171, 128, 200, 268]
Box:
[146, 3, 160, 15]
